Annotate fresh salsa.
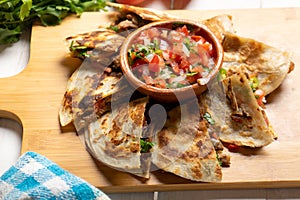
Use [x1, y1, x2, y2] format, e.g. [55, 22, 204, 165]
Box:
[127, 24, 216, 89]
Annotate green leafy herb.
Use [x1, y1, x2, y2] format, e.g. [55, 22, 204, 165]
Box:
[0, 0, 107, 44]
[249, 76, 259, 92]
[69, 40, 90, 58]
[140, 139, 154, 153]
[107, 25, 119, 32]
[216, 153, 222, 167]
[217, 68, 227, 81]
[186, 71, 198, 76]
[183, 37, 194, 50]
[203, 112, 215, 125]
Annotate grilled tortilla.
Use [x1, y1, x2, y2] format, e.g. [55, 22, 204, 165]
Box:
[222, 33, 294, 95]
[106, 2, 177, 22]
[201, 72, 275, 147]
[59, 4, 295, 182]
[59, 30, 124, 127]
[202, 14, 235, 43]
[151, 100, 222, 182]
[59, 64, 122, 128]
[85, 97, 151, 178]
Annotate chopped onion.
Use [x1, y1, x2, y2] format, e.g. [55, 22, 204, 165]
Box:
[160, 39, 169, 50]
[145, 53, 154, 62]
[161, 30, 168, 38]
[160, 68, 172, 79]
[182, 43, 190, 57]
[143, 38, 151, 46]
[172, 75, 186, 83]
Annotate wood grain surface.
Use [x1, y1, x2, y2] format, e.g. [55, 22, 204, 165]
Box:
[0, 8, 299, 193]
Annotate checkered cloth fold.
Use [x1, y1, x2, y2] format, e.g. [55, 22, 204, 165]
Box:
[0, 151, 110, 200]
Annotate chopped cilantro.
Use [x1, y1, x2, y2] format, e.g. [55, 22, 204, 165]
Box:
[186, 72, 198, 76]
[203, 112, 215, 125]
[108, 25, 119, 32]
[216, 153, 222, 167]
[250, 76, 259, 92]
[140, 139, 154, 153]
[217, 68, 227, 81]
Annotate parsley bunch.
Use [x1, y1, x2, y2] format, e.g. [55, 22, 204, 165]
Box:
[0, 0, 107, 44]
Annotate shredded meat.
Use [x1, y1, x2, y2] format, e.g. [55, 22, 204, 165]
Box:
[217, 150, 231, 167]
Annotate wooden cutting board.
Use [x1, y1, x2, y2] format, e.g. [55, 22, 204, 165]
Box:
[0, 8, 299, 193]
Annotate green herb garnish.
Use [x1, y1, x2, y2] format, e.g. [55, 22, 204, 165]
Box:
[0, 0, 107, 44]
[250, 76, 259, 92]
[186, 72, 198, 76]
[217, 68, 227, 81]
[107, 25, 119, 32]
[216, 153, 222, 167]
[140, 139, 154, 153]
[69, 40, 90, 58]
[203, 112, 215, 125]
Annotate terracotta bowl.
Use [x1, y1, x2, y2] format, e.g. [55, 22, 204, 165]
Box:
[120, 19, 224, 103]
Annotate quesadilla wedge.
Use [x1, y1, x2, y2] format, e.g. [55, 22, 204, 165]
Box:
[85, 97, 151, 178]
[66, 28, 125, 59]
[106, 2, 177, 22]
[202, 14, 235, 43]
[201, 71, 275, 148]
[59, 62, 122, 128]
[151, 100, 222, 182]
[222, 33, 294, 96]
[59, 30, 125, 127]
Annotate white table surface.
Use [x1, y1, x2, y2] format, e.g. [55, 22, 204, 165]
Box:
[1, 0, 300, 199]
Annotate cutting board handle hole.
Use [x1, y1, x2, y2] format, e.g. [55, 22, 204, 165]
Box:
[0, 111, 23, 175]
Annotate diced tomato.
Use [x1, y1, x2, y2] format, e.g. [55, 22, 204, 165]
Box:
[130, 52, 136, 61]
[186, 73, 201, 84]
[162, 50, 171, 61]
[148, 63, 160, 73]
[254, 89, 265, 107]
[148, 54, 160, 72]
[142, 75, 154, 85]
[132, 59, 147, 70]
[201, 42, 214, 56]
[177, 25, 189, 36]
[190, 65, 204, 73]
[197, 44, 210, 66]
[226, 143, 240, 152]
[170, 62, 181, 74]
[179, 58, 190, 71]
[171, 53, 182, 64]
[129, 25, 216, 89]
[191, 35, 206, 43]
[154, 78, 167, 88]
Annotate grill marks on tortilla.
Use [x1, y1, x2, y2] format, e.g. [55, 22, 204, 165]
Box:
[152, 101, 222, 182]
[59, 7, 293, 182]
[66, 29, 123, 49]
[86, 97, 149, 177]
[202, 72, 274, 147]
[59, 29, 125, 127]
[201, 32, 294, 148]
[222, 33, 294, 95]
[59, 13, 235, 182]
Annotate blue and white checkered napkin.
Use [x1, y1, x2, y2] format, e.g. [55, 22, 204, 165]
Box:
[0, 151, 111, 200]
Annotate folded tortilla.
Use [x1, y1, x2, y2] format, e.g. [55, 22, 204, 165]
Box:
[201, 72, 275, 147]
[222, 33, 294, 95]
[151, 100, 222, 182]
[85, 97, 151, 178]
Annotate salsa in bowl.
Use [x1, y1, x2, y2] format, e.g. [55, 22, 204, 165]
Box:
[120, 19, 224, 102]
